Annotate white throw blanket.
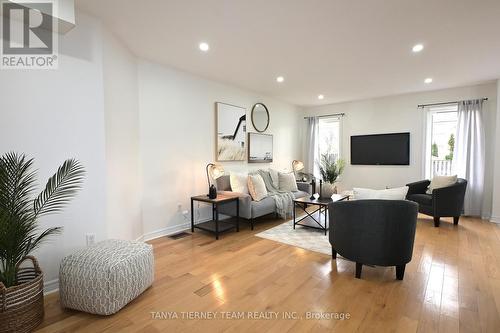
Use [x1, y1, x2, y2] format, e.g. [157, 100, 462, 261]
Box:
[258, 170, 294, 219]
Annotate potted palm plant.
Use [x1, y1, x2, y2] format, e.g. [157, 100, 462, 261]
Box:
[0, 152, 84, 333]
[319, 153, 345, 198]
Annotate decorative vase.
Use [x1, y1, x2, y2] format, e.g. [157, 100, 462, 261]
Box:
[0, 256, 44, 333]
[321, 182, 337, 199]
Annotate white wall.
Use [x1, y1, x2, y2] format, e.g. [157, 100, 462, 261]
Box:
[491, 80, 500, 223]
[0, 14, 107, 288]
[0, 11, 302, 290]
[138, 61, 301, 238]
[102, 30, 143, 240]
[302, 83, 498, 219]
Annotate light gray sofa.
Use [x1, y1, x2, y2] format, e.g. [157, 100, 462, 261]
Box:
[215, 175, 311, 230]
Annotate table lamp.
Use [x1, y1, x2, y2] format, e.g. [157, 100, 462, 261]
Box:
[292, 160, 305, 174]
[206, 163, 224, 199]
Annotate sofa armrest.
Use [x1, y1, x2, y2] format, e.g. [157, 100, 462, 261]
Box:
[406, 180, 430, 196]
[432, 182, 467, 216]
[217, 191, 252, 219]
[296, 182, 312, 194]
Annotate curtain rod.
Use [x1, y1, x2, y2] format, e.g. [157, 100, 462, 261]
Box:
[418, 98, 488, 108]
[304, 113, 345, 119]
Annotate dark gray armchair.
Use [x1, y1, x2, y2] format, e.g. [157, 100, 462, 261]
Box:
[329, 200, 418, 280]
[406, 178, 467, 227]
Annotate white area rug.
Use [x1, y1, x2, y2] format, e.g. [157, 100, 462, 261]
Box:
[256, 219, 331, 255]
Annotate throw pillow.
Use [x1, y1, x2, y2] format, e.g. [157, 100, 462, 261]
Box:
[426, 175, 458, 194]
[278, 172, 298, 192]
[353, 186, 409, 200]
[229, 172, 249, 194]
[268, 168, 280, 188]
[248, 174, 268, 201]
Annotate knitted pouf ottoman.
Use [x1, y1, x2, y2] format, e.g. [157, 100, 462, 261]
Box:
[59, 239, 154, 315]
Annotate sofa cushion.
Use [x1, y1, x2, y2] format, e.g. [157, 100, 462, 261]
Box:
[407, 193, 432, 206]
[292, 190, 309, 199]
[426, 175, 458, 194]
[353, 186, 409, 200]
[278, 172, 298, 192]
[216, 175, 231, 191]
[268, 168, 280, 188]
[251, 196, 276, 218]
[248, 174, 268, 201]
[230, 172, 249, 194]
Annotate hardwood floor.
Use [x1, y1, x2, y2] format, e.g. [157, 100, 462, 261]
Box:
[37, 214, 500, 332]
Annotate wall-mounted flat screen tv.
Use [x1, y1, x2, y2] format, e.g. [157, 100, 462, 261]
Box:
[351, 132, 410, 165]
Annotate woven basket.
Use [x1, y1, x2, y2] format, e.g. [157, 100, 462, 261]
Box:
[0, 256, 44, 333]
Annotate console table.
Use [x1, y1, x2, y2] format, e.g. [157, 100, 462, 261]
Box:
[293, 194, 349, 235]
[191, 194, 240, 240]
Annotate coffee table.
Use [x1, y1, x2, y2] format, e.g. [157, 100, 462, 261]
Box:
[293, 194, 349, 235]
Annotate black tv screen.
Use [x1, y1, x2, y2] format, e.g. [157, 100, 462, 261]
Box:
[351, 132, 410, 165]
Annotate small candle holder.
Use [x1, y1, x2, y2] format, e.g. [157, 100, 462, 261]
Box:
[310, 178, 316, 200]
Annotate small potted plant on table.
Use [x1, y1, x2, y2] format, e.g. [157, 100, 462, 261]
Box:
[319, 153, 345, 199]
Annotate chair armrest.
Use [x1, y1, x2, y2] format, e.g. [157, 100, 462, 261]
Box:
[296, 182, 312, 194]
[406, 180, 430, 196]
[432, 182, 467, 216]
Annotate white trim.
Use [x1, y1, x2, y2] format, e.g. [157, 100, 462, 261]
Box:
[141, 218, 212, 242]
[44, 278, 59, 294]
[490, 216, 500, 224]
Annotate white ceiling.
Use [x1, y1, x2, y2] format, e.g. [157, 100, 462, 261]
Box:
[76, 0, 500, 106]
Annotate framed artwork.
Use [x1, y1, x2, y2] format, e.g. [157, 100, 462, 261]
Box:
[248, 133, 273, 163]
[216, 102, 246, 161]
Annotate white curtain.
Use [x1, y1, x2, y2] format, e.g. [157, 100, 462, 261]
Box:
[452, 99, 485, 216]
[304, 116, 319, 178]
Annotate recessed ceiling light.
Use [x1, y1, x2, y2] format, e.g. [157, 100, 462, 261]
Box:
[276, 76, 284, 83]
[318, 94, 324, 100]
[412, 44, 424, 53]
[199, 42, 209, 52]
[424, 78, 433, 84]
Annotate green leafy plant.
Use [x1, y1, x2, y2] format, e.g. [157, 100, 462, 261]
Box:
[445, 134, 454, 160]
[319, 154, 345, 184]
[0, 152, 84, 288]
[431, 143, 439, 157]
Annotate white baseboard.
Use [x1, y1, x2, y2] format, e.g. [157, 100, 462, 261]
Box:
[44, 278, 59, 295]
[140, 218, 212, 242]
[141, 222, 190, 241]
[490, 216, 500, 224]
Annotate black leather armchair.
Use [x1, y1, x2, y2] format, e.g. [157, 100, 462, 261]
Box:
[406, 178, 467, 227]
[329, 200, 418, 280]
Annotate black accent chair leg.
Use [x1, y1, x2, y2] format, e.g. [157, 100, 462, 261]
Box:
[250, 219, 254, 230]
[453, 216, 460, 225]
[396, 265, 406, 280]
[332, 248, 337, 259]
[355, 263, 362, 279]
[434, 216, 440, 227]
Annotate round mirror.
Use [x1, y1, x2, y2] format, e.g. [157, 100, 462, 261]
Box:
[251, 103, 270, 132]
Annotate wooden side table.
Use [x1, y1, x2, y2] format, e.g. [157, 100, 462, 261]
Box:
[190, 194, 240, 240]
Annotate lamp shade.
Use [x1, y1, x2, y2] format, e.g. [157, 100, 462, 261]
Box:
[208, 164, 224, 180]
[292, 160, 304, 172]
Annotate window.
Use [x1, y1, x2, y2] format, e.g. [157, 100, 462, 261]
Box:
[317, 116, 342, 169]
[425, 104, 458, 178]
